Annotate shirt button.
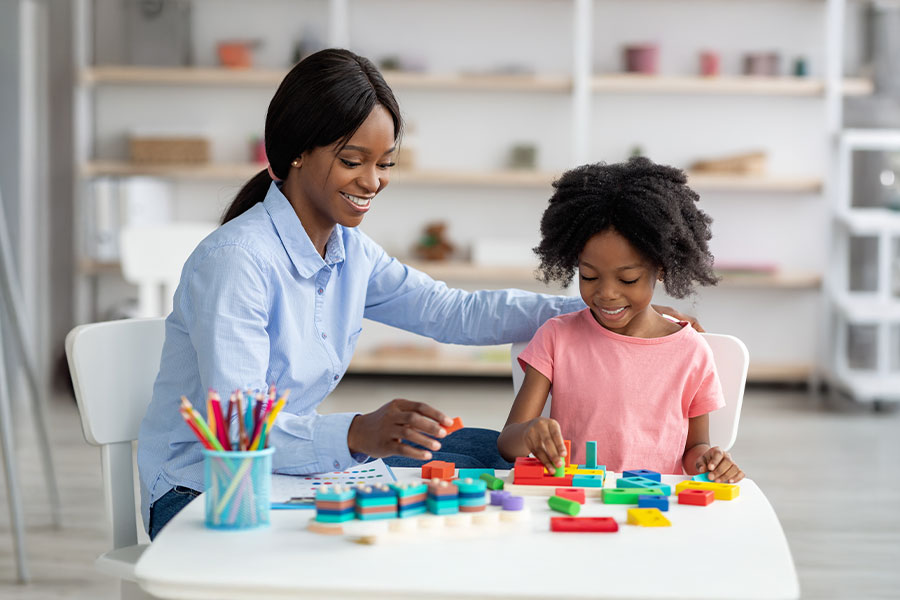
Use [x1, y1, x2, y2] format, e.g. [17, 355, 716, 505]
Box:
[321, 332, 327, 339]
[317, 288, 324, 294]
[333, 374, 339, 381]
[333, 460, 340, 469]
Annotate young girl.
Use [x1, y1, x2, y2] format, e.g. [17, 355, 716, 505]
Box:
[497, 157, 745, 484]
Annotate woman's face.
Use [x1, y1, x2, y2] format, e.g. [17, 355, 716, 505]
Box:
[285, 104, 396, 239]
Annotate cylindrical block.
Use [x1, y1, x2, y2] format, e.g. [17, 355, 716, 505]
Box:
[548, 495, 581, 516]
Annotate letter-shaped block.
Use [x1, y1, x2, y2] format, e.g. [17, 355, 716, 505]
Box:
[678, 488, 715, 506]
[514, 456, 544, 479]
[623, 469, 661, 482]
[675, 480, 739, 500]
[585, 441, 598, 469]
[445, 416, 464, 435]
[548, 495, 581, 516]
[638, 495, 669, 511]
[551, 516, 618, 532]
[555, 488, 586, 504]
[422, 460, 456, 480]
[627, 507, 671, 527]
[617, 476, 671, 496]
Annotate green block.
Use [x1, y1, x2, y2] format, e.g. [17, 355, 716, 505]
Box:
[458, 468, 494, 480]
[602, 488, 664, 504]
[617, 477, 671, 496]
[479, 473, 504, 490]
[554, 464, 565, 477]
[548, 495, 581, 516]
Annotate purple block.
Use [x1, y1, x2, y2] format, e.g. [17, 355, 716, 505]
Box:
[501, 495, 525, 511]
[490, 490, 510, 506]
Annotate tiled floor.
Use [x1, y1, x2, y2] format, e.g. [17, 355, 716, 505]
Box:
[1, 379, 898, 598]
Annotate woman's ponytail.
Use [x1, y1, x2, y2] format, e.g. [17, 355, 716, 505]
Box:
[221, 169, 271, 224]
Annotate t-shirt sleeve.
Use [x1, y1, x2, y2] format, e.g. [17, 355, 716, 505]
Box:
[687, 343, 725, 418]
[516, 319, 557, 382]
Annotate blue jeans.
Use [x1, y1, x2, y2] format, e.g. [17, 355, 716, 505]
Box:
[148, 485, 199, 540]
[384, 427, 512, 469]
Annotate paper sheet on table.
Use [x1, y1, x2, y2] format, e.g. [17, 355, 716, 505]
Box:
[270, 459, 396, 503]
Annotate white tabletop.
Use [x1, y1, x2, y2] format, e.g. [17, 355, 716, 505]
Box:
[136, 469, 799, 599]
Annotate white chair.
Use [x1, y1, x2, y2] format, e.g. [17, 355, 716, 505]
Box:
[511, 332, 749, 452]
[66, 317, 166, 600]
[120, 223, 217, 318]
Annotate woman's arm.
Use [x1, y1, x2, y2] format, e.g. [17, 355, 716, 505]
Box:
[497, 366, 566, 471]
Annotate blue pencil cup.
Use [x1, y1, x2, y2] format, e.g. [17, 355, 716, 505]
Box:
[202, 447, 274, 530]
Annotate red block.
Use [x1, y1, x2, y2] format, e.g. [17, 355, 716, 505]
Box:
[551, 517, 619, 533]
[554, 488, 586, 504]
[445, 416, 464, 435]
[678, 488, 715, 506]
[513, 475, 574, 487]
[563, 439, 572, 467]
[514, 456, 544, 479]
[422, 460, 456, 480]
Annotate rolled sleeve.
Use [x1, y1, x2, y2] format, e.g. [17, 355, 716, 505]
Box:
[268, 411, 364, 474]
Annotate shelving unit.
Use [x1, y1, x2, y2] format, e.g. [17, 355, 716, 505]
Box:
[825, 129, 900, 403]
[73, 0, 866, 383]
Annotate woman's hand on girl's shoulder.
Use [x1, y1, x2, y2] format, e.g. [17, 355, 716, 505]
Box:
[695, 446, 745, 483]
[652, 304, 704, 332]
[523, 417, 567, 473]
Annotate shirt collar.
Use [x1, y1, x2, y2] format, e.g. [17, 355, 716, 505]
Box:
[262, 181, 345, 278]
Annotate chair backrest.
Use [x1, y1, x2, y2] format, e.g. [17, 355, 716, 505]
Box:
[66, 318, 166, 549]
[120, 223, 216, 318]
[510, 332, 749, 452]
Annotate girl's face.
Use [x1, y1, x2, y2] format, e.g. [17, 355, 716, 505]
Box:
[285, 104, 396, 239]
[578, 229, 660, 337]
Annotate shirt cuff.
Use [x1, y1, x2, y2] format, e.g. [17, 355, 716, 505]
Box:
[313, 412, 365, 472]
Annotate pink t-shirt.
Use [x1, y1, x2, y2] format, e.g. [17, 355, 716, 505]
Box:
[518, 308, 724, 474]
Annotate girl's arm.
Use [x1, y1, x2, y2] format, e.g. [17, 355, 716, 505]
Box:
[497, 366, 566, 471]
[683, 414, 745, 483]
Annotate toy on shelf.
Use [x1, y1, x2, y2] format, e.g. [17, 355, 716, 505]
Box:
[623, 43, 659, 74]
[413, 222, 455, 261]
[689, 150, 768, 175]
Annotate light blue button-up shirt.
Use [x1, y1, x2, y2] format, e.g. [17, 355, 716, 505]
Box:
[137, 181, 584, 530]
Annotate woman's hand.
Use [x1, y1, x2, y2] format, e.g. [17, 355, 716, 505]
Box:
[522, 417, 567, 472]
[347, 399, 453, 460]
[695, 446, 745, 483]
[652, 304, 704, 332]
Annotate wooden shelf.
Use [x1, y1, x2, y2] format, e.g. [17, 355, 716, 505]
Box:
[79, 259, 123, 276]
[593, 74, 873, 96]
[81, 67, 872, 98]
[747, 362, 813, 383]
[82, 161, 822, 193]
[715, 271, 822, 290]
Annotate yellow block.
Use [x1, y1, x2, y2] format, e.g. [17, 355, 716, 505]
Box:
[675, 480, 740, 500]
[567, 468, 606, 476]
[626, 508, 671, 527]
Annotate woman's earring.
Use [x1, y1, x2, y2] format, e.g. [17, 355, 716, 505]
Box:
[291, 159, 301, 168]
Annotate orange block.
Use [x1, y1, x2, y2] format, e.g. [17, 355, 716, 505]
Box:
[445, 416, 464, 435]
[564, 439, 572, 467]
[421, 460, 456, 480]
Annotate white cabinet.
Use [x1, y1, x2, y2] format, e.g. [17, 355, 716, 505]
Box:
[73, 0, 870, 380]
[826, 129, 900, 403]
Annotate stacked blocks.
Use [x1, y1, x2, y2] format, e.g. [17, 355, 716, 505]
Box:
[678, 488, 715, 506]
[602, 488, 664, 504]
[548, 495, 581, 516]
[390, 482, 428, 518]
[513, 457, 573, 486]
[513, 442, 606, 488]
[554, 488, 586, 504]
[426, 479, 459, 515]
[480, 473, 504, 490]
[421, 460, 455, 481]
[638, 495, 670, 511]
[617, 476, 672, 496]
[355, 484, 398, 520]
[456, 478, 488, 513]
[627, 507, 671, 527]
[551, 516, 618, 533]
[315, 485, 357, 523]
[675, 480, 740, 500]
[490, 490, 510, 506]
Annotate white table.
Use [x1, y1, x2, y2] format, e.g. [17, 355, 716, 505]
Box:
[135, 469, 799, 599]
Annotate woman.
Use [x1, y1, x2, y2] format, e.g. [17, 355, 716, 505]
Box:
[137, 48, 692, 538]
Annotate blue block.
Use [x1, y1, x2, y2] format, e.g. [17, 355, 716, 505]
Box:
[638, 495, 670, 511]
[457, 468, 494, 480]
[314, 507, 355, 516]
[618, 476, 671, 496]
[692, 473, 712, 482]
[585, 441, 598, 469]
[572, 475, 605, 488]
[623, 469, 661, 482]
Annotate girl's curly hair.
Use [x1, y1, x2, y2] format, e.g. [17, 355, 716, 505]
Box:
[534, 156, 718, 298]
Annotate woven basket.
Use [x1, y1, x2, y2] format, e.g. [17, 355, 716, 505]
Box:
[129, 136, 210, 164]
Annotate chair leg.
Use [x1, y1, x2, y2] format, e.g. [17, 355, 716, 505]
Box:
[25, 368, 62, 528]
[0, 321, 29, 583]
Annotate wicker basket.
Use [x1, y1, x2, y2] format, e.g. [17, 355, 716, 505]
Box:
[129, 136, 210, 164]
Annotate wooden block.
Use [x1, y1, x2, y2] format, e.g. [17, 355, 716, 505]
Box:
[564, 439, 572, 467]
[513, 475, 574, 487]
[617, 476, 671, 496]
[602, 488, 663, 504]
[623, 469, 661, 482]
[554, 488, 586, 504]
[675, 480, 740, 500]
[626, 508, 671, 527]
[571, 474, 605, 488]
[514, 456, 544, 479]
[422, 460, 456, 480]
[678, 489, 715, 506]
[445, 416, 464, 435]
[548, 495, 581, 516]
[638, 495, 669, 511]
[585, 441, 598, 469]
[551, 516, 618, 533]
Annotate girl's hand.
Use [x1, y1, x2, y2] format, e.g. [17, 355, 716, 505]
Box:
[652, 304, 704, 332]
[523, 417, 567, 472]
[347, 399, 453, 460]
[695, 446, 745, 483]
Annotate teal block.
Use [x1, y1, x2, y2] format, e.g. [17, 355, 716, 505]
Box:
[398, 505, 426, 517]
[617, 476, 671, 496]
[390, 482, 428, 497]
[316, 486, 356, 502]
[692, 473, 712, 482]
[585, 441, 598, 469]
[355, 496, 399, 508]
[426, 498, 459, 515]
[315, 512, 355, 523]
[458, 497, 487, 507]
[457, 468, 494, 480]
[572, 475, 605, 487]
[357, 511, 397, 521]
[456, 478, 487, 494]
